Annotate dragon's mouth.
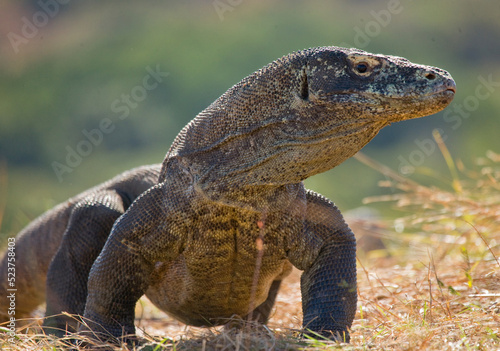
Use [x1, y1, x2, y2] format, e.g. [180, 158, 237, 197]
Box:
[425, 87, 456, 103]
[322, 79, 456, 101]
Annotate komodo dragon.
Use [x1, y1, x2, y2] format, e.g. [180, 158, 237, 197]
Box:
[0, 46, 456, 343]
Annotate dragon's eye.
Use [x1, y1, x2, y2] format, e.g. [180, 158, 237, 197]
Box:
[355, 62, 369, 73]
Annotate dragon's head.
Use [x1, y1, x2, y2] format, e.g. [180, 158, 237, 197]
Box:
[163, 47, 455, 193]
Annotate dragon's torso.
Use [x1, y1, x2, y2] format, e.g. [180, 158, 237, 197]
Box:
[144, 178, 317, 326]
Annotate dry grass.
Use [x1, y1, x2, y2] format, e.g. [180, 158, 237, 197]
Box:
[1, 143, 499, 350]
[351, 140, 500, 350]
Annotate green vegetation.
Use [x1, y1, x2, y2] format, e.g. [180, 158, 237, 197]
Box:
[1, 0, 499, 234]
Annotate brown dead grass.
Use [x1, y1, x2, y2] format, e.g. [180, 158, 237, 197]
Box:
[1, 146, 499, 350]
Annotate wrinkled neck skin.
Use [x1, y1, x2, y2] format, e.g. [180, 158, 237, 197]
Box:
[161, 97, 383, 210]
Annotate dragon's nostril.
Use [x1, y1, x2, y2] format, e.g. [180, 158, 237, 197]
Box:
[356, 63, 368, 73]
[425, 72, 436, 80]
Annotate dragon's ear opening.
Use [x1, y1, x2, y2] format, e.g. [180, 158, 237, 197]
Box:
[300, 67, 309, 101]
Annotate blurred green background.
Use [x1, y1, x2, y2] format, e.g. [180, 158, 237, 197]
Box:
[1, 0, 499, 236]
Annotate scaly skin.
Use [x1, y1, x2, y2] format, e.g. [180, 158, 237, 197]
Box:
[0, 165, 161, 330]
[0, 46, 455, 343]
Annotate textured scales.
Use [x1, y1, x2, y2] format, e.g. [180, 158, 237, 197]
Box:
[0, 46, 455, 343]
